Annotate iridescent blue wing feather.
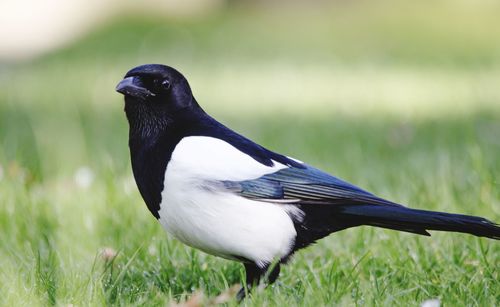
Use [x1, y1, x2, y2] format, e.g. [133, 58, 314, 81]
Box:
[223, 164, 403, 207]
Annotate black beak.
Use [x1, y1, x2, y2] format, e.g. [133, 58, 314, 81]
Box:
[115, 76, 156, 99]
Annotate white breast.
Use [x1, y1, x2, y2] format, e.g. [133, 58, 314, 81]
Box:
[157, 136, 299, 267]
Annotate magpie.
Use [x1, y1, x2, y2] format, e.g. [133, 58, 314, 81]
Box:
[116, 64, 500, 299]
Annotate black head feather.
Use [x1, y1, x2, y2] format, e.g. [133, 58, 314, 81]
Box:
[116, 64, 200, 138]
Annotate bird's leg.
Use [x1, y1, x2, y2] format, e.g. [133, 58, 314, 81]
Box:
[236, 263, 262, 301]
[236, 262, 281, 301]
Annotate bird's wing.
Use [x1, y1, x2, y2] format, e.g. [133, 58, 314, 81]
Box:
[222, 164, 403, 207]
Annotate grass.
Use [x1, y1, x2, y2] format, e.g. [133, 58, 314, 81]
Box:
[1, 2, 499, 306]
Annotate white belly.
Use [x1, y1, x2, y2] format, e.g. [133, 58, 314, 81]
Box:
[156, 136, 299, 267]
[158, 185, 297, 267]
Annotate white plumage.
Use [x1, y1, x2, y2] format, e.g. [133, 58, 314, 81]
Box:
[157, 136, 301, 267]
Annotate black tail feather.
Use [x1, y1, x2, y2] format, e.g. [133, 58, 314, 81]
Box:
[338, 205, 500, 240]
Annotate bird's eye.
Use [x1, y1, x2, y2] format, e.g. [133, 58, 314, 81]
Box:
[161, 80, 171, 91]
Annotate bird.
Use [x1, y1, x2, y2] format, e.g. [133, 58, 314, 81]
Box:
[115, 64, 500, 300]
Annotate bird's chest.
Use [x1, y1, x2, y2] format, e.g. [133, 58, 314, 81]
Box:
[148, 136, 300, 265]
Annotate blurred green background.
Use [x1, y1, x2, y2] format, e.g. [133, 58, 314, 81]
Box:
[0, 1, 499, 306]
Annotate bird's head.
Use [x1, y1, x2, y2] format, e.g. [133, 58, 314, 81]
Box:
[116, 64, 198, 137]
